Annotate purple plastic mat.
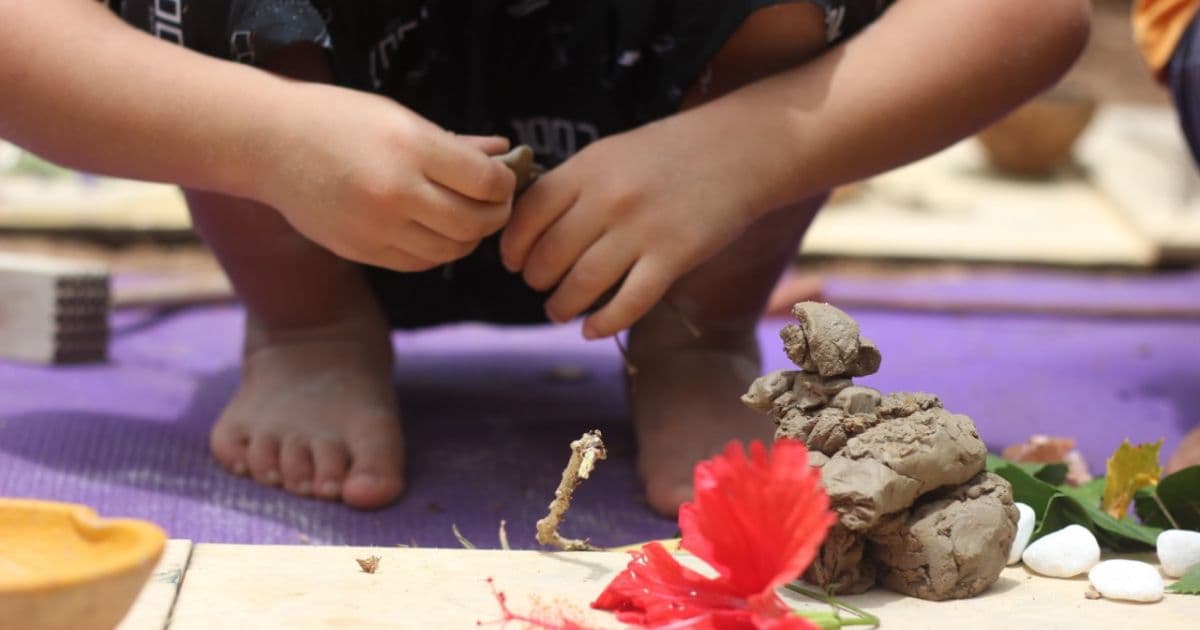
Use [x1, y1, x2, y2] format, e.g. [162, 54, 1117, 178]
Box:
[1, 268, 1199, 549]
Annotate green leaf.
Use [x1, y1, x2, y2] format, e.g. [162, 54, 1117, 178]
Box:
[1167, 564, 1200, 595]
[1061, 477, 1107, 507]
[1134, 466, 1200, 531]
[990, 461, 1059, 522]
[992, 461, 1160, 551]
[985, 454, 1068, 485]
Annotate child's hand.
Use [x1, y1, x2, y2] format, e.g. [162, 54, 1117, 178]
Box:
[500, 115, 764, 339]
[255, 82, 516, 272]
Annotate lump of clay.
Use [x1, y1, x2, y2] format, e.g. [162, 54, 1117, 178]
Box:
[821, 409, 988, 531]
[804, 524, 876, 595]
[1157, 529, 1200, 578]
[1007, 502, 1036, 565]
[1021, 524, 1100, 578]
[869, 472, 1018, 600]
[1088, 559, 1164, 603]
[745, 302, 1016, 601]
[780, 303, 881, 377]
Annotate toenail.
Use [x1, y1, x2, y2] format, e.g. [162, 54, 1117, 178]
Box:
[264, 470, 281, 485]
[296, 481, 312, 495]
[320, 481, 340, 497]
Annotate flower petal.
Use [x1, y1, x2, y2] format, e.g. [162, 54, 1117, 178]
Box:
[678, 440, 835, 596]
[592, 542, 746, 625]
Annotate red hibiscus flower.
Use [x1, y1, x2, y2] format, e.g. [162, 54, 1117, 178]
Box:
[592, 439, 835, 629]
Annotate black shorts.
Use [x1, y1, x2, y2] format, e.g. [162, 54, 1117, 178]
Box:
[112, 0, 890, 327]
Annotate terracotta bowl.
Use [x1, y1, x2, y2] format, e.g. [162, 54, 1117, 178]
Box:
[0, 499, 166, 630]
[976, 90, 1098, 177]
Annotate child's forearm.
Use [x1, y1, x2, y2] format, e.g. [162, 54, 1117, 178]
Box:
[0, 1, 289, 198]
[689, 0, 1091, 213]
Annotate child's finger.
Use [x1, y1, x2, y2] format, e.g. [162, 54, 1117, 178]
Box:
[422, 132, 516, 203]
[412, 181, 512, 242]
[544, 236, 635, 324]
[500, 173, 578, 272]
[521, 200, 606, 292]
[456, 134, 511, 155]
[392, 221, 480, 265]
[582, 257, 674, 340]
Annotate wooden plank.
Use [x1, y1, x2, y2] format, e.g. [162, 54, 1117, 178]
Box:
[117, 540, 193, 630]
[168, 545, 1200, 629]
[1078, 105, 1200, 263]
[802, 141, 1158, 267]
[0, 142, 191, 235]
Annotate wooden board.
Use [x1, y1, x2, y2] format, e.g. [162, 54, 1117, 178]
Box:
[116, 544, 1200, 629]
[1078, 105, 1200, 263]
[0, 142, 191, 236]
[118, 540, 193, 630]
[801, 140, 1159, 267]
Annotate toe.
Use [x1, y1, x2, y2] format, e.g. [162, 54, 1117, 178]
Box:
[643, 477, 693, 518]
[341, 432, 406, 510]
[311, 438, 349, 500]
[210, 421, 251, 477]
[280, 438, 316, 496]
[247, 434, 283, 486]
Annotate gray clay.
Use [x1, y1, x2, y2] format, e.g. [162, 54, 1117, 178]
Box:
[868, 472, 1018, 600]
[743, 302, 1014, 602]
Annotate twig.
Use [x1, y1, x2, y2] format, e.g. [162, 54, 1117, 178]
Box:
[1150, 489, 1182, 530]
[613, 335, 638, 377]
[785, 581, 880, 628]
[664, 298, 702, 339]
[453, 524, 478, 550]
[536, 430, 607, 551]
[499, 520, 511, 551]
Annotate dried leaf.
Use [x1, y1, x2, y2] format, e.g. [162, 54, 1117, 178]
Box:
[1101, 440, 1162, 519]
[356, 555, 381, 574]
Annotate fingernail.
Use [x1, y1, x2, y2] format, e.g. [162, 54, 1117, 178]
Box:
[264, 470, 281, 485]
[582, 323, 600, 340]
[321, 481, 340, 497]
[232, 462, 248, 476]
[296, 481, 313, 495]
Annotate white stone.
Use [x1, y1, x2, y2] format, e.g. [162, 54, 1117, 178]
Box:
[1008, 503, 1036, 565]
[1021, 524, 1100, 578]
[1088, 559, 1164, 603]
[1157, 529, 1200, 578]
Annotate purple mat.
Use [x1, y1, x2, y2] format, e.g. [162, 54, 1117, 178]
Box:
[1, 268, 1199, 549]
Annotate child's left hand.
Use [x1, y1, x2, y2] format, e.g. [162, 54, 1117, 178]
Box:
[500, 115, 767, 340]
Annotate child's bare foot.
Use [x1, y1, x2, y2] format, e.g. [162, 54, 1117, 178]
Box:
[1166, 426, 1200, 474]
[208, 312, 405, 509]
[628, 321, 774, 517]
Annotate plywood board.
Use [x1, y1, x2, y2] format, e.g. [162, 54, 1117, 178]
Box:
[152, 545, 1200, 630]
[1078, 105, 1200, 262]
[117, 540, 193, 630]
[801, 141, 1158, 267]
[0, 142, 191, 235]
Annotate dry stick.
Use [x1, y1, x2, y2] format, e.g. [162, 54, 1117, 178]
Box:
[498, 520, 511, 551]
[536, 430, 608, 551]
[613, 334, 638, 377]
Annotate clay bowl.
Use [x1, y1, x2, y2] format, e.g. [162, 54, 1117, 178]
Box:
[976, 90, 1098, 177]
[0, 499, 166, 630]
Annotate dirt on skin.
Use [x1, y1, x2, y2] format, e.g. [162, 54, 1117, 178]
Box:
[742, 302, 1016, 601]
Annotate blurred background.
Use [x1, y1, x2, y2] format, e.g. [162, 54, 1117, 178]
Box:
[0, 0, 1197, 549]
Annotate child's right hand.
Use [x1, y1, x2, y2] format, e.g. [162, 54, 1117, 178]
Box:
[251, 82, 516, 272]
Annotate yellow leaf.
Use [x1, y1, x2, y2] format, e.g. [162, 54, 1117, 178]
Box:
[1101, 440, 1163, 519]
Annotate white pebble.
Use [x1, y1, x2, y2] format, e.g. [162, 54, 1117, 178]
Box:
[1021, 524, 1100, 578]
[1157, 529, 1200, 578]
[1008, 503, 1036, 565]
[1088, 559, 1164, 603]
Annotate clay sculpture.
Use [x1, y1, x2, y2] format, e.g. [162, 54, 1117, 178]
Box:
[742, 302, 1018, 601]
